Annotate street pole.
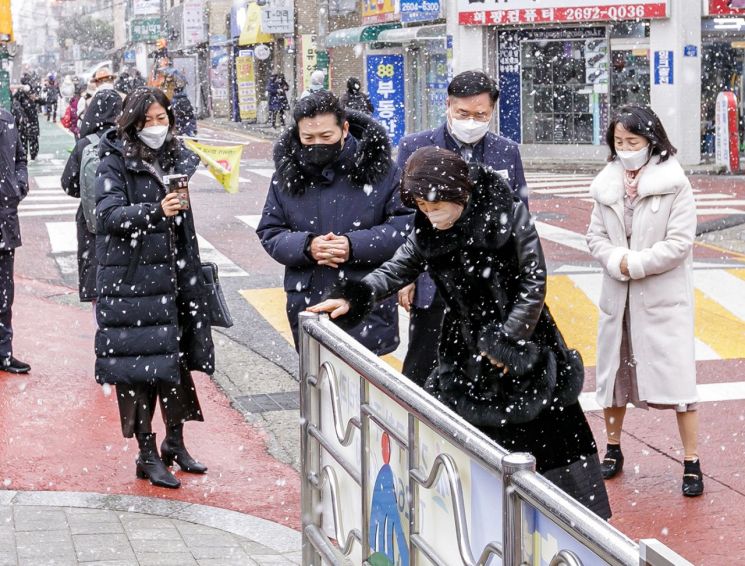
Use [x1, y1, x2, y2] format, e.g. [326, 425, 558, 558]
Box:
[316, 0, 329, 88]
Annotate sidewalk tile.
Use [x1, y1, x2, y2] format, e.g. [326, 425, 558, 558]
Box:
[190, 546, 252, 560]
[130, 537, 188, 554]
[197, 560, 259, 566]
[72, 533, 136, 562]
[133, 552, 197, 565]
[124, 527, 182, 541]
[14, 507, 69, 531]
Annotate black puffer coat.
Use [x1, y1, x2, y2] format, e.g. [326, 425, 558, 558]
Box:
[61, 90, 123, 301]
[337, 167, 611, 518]
[93, 130, 214, 385]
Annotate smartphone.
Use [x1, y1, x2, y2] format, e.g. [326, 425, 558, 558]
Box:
[163, 173, 190, 210]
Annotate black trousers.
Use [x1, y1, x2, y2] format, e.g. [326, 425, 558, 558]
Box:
[115, 366, 204, 438]
[401, 291, 446, 387]
[0, 249, 15, 359]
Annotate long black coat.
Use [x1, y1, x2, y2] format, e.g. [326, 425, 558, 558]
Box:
[60, 90, 123, 301]
[257, 110, 413, 354]
[94, 130, 214, 385]
[0, 110, 28, 250]
[339, 167, 610, 518]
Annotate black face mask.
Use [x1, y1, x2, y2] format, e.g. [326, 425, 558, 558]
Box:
[299, 139, 343, 169]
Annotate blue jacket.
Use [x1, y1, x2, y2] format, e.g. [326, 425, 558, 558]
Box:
[0, 110, 29, 250]
[257, 111, 414, 354]
[396, 123, 527, 308]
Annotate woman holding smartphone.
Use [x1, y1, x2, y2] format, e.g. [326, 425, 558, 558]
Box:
[94, 87, 214, 489]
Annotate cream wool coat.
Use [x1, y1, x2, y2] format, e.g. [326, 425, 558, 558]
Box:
[587, 156, 698, 408]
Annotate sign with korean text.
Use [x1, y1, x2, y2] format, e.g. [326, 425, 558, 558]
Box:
[182, 0, 206, 47]
[362, 0, 398, 24]
[236, 51, 257, 121]
[132, 0, 160, 17]
[706, 0, 745, 15]
[301, 34, 318, 92]
[401, 0, 441, 23]
[261, 0, 294, 35]
[458, 0, 669, 25]
[131, 18, 161, 42]
[653, 50, 673, 84]
[367, 54, 405, 147]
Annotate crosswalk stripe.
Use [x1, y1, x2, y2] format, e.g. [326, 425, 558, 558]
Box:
[535, 221, 589, 253]
[24, 196, 75, 202]
[46, 222, 77, 254]
[19, 209, 77, 218]
[18, 203, 79, 210]
[34, 175, 63, 189]
[547, 275, 599, 365]
[695, 207, 744, 215]
[529, 181, 592, 189]
[695, 269, 745, 320]
[695, 288, 745, 359]
[196, 235, 248, 277]
[236, 215, 261, 230]
[533, 186, 592, 194]
[239, 288, 294, 344]
[580, 381, 745, 411]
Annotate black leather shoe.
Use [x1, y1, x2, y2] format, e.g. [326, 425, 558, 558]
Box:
[135, 433, 180, 489]
[161, 424, 207, 474]
[0, 356, 31, 374]
[682, 459, 704, 497]
[600, 445, 624, 479]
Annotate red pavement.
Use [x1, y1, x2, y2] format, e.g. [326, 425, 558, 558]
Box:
[0, 276, 301, 531]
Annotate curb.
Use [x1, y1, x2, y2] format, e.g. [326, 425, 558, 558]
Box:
[696, 214, 745, 236]
[0, 490, 301, 555]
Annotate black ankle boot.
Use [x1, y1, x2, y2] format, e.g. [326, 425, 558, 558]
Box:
[600, 444, 624, 479]
[135, 433, 181, 489]
[161, 424, 207, 474]
[682, 459, 704, 497]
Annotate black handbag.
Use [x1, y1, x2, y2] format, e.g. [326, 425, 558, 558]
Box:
[201, 262, 234, 328]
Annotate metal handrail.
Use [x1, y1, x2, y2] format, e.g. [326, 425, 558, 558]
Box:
[307, 465, 362, 556]
[309, 362, 361, 447]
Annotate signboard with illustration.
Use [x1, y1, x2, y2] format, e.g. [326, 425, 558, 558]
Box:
[362, 0, 398, 24]
[366, 54, 406, 147]
[458, 0, 669, 24]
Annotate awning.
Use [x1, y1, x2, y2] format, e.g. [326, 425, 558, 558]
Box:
[376, 24, 446, 44]
[239, 3, 273, 46]
[325, 23, 401, 48]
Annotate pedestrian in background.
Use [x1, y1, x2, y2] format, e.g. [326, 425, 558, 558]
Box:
[257, 91, 412, 353]
[339, 77, 374, 115]
[76, 78, 97, 134]
[60, 88, 123, 305]
[587, 105, 703, 497]
[267, 72, 289, 129]
[0, 107, 31, 374]
[61, 82, 83, 139]
[395, 70, 528, 387]
[94, 87, 214, 489]
[171, 77, 197, 137]
[300, 69, 326, 99]
[309, 146, 611, 519]
[44, 73, 61, 122]
[11, 76, 39, 161]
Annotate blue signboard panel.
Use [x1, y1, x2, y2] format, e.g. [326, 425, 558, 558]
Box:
[654, 50, 674, 84]
[497, 31, 521, 143]
[367, 54, 406, 147]
[400, 0, 441, 23]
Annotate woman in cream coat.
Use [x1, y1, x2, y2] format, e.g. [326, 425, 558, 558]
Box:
[587, 105, 703, 497]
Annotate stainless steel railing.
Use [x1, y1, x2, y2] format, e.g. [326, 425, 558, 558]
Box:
[299, 312, 692, 566]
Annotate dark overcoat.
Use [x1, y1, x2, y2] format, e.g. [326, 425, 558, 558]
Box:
[0, 109, 28, 250]
[397, 123, 528, 308]
[60, 90, 123, 301]
[337, 167, 610, 518]
[93, 130, 214, 385]
[257, 110, 414, 354]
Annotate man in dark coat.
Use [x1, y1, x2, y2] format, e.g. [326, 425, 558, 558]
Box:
[395, 70, 528, 387]
[267, 73, 289, 128]
[13, 76, 39, 161]
[60, 88, 123, 303]
[339, 77, 374, 115]
[257, 91, 413, 354]
[0, 108, 30, 374]
[310, 147, 610, 519]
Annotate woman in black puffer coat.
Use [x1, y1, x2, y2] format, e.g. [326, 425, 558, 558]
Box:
[310, 146, 611, 519]
[95, 87, 214, 489]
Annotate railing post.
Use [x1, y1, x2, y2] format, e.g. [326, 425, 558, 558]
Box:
[299, 312, 322, 566]
[502, 452, 536, 566]
[639, 539, 695, 566]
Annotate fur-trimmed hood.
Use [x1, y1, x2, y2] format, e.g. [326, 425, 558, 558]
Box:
[589, 155, 688, 206]
[273, 110, 393, 195]
[413, 164, 518, 258]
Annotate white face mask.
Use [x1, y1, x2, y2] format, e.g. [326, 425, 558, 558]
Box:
[616, 145, 650, 171]
[449, 111, 491, 145]
[138, 125, 169, 150]
[423, 205, 464, 230]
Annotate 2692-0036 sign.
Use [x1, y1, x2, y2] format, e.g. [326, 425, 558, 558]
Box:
[457, 0, 669, 25]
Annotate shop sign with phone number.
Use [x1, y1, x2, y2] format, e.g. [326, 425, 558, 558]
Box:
[458, 0, 668, 25]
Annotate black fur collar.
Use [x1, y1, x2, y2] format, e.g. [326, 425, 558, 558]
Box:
[414, 165, 518, 257]
[273, 110, 393, 195]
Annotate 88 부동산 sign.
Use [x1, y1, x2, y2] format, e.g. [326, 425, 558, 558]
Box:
[367, 54, 406, 147]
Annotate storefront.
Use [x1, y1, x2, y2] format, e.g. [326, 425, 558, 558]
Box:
[702, 0, 745, 156]
[458, 0, 667, 154]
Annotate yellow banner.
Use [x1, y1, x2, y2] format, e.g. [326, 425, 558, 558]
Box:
[184, 140, 243, 194]
[235, 54, 257, 121]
